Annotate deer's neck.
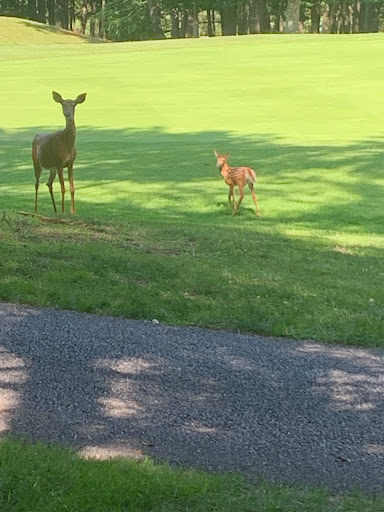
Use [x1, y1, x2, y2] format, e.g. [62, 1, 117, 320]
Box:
[62, 117, 76, 147]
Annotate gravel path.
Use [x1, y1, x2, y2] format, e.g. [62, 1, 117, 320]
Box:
[0, 302, 383, 492]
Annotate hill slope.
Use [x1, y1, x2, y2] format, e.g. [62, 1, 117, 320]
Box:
[0, 16, 100, 44]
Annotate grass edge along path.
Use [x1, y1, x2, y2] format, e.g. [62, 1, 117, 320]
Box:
[0, 438, 383, 512]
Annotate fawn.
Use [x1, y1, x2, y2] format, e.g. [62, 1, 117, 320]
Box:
[214, 150, 260, 217]
[32, 91, 87, 215]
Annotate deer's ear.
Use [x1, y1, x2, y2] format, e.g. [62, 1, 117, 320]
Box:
[75, 93, 87, 105]
[52, 91, 63, 104]
[225, 152, 230, 158]
[214, 149, 218, 157]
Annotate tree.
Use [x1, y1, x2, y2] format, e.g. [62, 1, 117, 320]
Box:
[102, 0, 153, 39]
[147, 0, 165, 37]
[249, 0, 269, 32]
[284, 0, 301, 31]
[2, 0, 384, 40]
[220, 2, 237, 34]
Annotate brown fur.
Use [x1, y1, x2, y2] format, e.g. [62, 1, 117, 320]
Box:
[214, 150, 260, 217]
[32, 91, 86, 215]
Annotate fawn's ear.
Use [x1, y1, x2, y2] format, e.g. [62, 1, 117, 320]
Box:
[75, 93, 87, 105]
[214, 149, 218, 157]
[225, 152, 230, 158]
[52, 91, 63, 104]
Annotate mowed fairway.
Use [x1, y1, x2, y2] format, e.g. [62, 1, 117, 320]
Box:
[1, 20, 384, 346]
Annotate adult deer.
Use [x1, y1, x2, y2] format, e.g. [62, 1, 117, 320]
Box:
[32, 91, 87, 215]
[214, 150, 260, 217]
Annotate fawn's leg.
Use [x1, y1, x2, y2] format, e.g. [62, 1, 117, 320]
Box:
[58, 168, 66, 213]
[230, 185, 237, 215]
[33, 161, 42, 213]
[68, 163, 76, 215]
[228, 188, 233, 209]
[233, 184, 244, 215]
[46, 169, 57, 213]
[249, 182, 260, 217]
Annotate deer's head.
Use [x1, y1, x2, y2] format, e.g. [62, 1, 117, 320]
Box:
[52, 91, 87, 120]
[214, 149, 229, 170]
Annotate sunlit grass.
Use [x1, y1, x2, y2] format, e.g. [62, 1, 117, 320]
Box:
[1, 29, 384, 345]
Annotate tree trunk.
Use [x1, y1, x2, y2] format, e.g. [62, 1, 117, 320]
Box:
[274, 1, 284, 32]
[360, 2, 368, 31]
[27, 0, 37, 20]
[338, 1, 352, 33]
[321, 3, 330, 32]
[57, 0, 69, 28]
[89, 0, 96, 36]
[284, 0, 301, 32]
[352, 1, 360, 32]
[180, 9, 188, 37]
[99, 0, 106, 38]
[207, 9, 215, 36]
[192, 2, 199, 37]
[171, 8, 180, 38]
[47, 0, 55, 25]
[147, 0, 165, 38]
[36, 0, 46, 22]
[237, 3, 248, 34]
[329, 3, 338, 33]
[310, 3, 320, 32]
[68, 0, 74, 30]
[220, 5, 237, 35]
[360, 2, 379, 32]
[89, 18, 95, 37]
[249, 0, 268, 33]
[80, 3, 88, 33]
[250, 0, 268, 33]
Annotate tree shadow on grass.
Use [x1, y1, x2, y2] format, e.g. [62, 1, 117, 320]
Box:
[1, 125, 384, 339]
[2, 125, 384, 236]
[0, 303, 384, 493]
[19, 20, 105, 43]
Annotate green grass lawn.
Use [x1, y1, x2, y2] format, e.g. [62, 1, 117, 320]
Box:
[0, 439, 383, 512]
[1, 18, 384, 346]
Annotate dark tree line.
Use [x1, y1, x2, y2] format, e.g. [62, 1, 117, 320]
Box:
[1, 0, 383, 39]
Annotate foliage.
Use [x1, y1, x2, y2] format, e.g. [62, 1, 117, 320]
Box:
[102, 0, 153, 40]
[1, 0, 384, 40]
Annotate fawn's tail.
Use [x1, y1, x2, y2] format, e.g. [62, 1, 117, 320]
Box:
[245, 168, 256, 184]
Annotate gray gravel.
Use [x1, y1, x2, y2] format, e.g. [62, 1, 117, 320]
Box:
[0, 302, 383, 492]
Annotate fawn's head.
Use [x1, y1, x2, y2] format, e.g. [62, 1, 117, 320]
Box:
[214, 149, 229, 170]
[52, 91, 87, 120]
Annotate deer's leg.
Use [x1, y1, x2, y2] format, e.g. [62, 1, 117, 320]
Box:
[68, 163, 76, 215]
[249, 182, 260, 217]
[233, 185, 244, 216]
[33, 161, 42, 213]
[46, 169, 58, 214]
[58, 168, 66, 213]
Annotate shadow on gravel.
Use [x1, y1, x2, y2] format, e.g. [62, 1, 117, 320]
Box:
[0, 304, 383, 492]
